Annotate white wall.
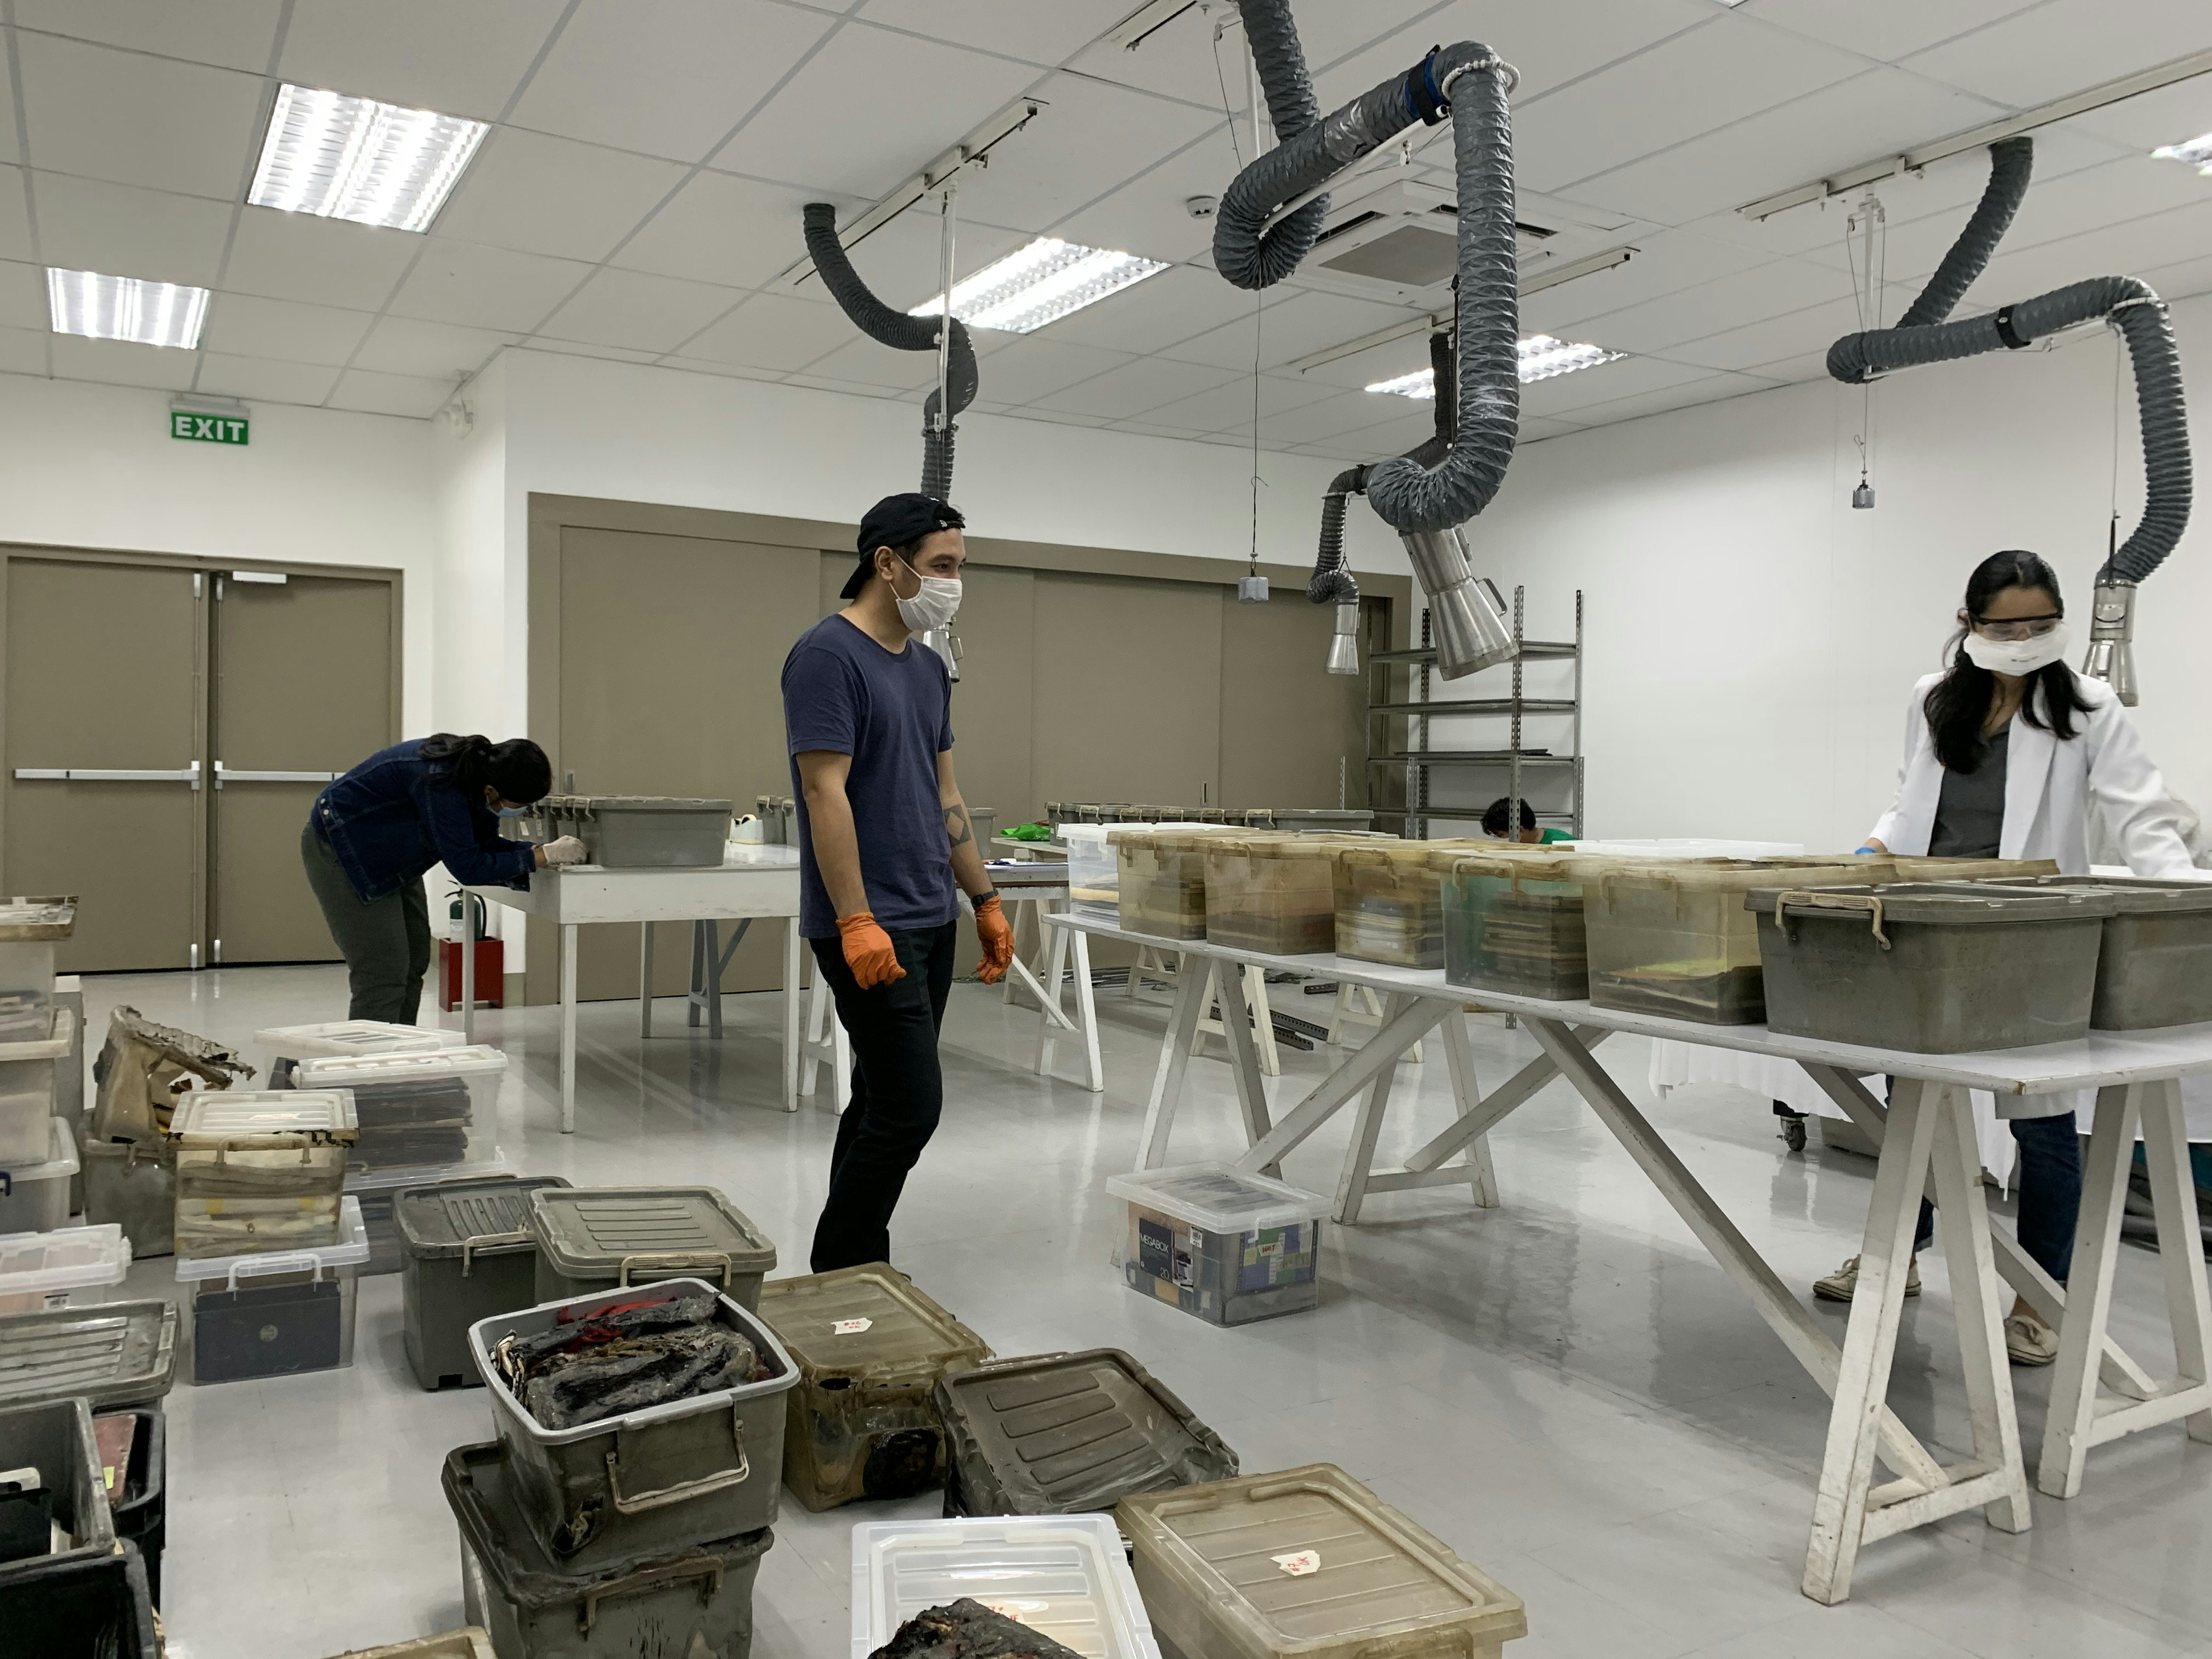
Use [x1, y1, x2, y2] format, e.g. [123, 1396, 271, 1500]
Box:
[1465, 290, 2212, 853]
[0, 371, 438, 728]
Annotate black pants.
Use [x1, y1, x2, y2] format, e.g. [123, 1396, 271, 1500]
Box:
[808, 920, 957, 1272]
[300, 821, 432, 1023]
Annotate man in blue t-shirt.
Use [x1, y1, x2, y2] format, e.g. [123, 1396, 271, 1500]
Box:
[782, 493, 1015, 1271]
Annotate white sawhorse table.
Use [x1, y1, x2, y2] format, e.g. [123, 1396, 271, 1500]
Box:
[467, 847, 804, 1131]
[1046, 912, 2212, 1603]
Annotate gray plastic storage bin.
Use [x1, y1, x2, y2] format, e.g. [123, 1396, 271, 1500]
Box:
[543, 797, 732, 868]
[0, 1301, 177, 1411]
[0, 1539, 160, 1659]
[469, 1278, 796, 1572]
[445, 1441, 769, 1659]
[0, 1399, 114, 1572]
[398, 1175, 574, 1391]
[936, 1348, 1238, 1519]
[1750, 884, 2113, 1053]
[527, 1185, 776, 1309]
[81, 1138, 174, 1260]
[1983, 875, 2212, 1030]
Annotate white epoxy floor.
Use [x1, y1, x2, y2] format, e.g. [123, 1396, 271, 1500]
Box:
[75, 963, 2212, 1659]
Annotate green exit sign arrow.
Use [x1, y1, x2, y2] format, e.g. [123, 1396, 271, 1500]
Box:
[171, 410, 249, 445]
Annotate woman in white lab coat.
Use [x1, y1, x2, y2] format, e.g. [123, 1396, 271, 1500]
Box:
[1814, 549, 2194, 1364]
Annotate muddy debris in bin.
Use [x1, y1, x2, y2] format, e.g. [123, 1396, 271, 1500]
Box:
[870, 1598, 1085, 1659]
[494, 1295, 764, 1430]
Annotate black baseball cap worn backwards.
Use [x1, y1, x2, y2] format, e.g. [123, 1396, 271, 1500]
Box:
[842, 493, 966, 599]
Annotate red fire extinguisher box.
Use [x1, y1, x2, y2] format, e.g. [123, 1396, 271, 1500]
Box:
[440, 938, 503, 1011]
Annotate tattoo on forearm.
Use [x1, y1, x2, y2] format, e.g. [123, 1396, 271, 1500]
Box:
[944, 804, 973, 851]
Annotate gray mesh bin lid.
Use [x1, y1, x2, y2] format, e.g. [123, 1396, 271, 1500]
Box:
[1746, 883, 2118, 926]
[527, 1185, 776, 1286]
[0, 1300, 177, 1409]
[397, 1175, 575, 1262]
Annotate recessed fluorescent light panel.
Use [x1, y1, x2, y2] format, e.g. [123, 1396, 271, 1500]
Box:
[2151, 131, 2212, 175]
[1365, 335, 1625, 397]
[46, 268, 209, 348]
[249, 82, 488, 233]
[908, 237, 1167, 334]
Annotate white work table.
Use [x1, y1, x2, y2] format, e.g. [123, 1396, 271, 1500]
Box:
[467, 845, 805, 1132]
[1045, 911, 2212, 1605]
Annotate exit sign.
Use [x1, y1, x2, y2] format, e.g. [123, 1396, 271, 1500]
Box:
[171, 410, 249, 445]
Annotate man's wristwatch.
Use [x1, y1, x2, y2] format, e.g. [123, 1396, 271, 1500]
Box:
[970, 887, 1000, 908]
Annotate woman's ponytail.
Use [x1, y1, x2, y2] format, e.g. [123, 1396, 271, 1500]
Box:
[421, 733, 551, 805]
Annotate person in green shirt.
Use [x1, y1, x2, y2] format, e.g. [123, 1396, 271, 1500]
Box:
[1482, 797, 1573, 844]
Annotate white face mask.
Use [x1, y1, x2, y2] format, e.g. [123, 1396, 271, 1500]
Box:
[891, 556, 962, 632]
[1961, 622, 2070, 676]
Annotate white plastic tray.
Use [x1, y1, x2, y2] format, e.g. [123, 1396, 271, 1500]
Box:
[0, 1222, 130, 1313]
[168, 1088, 359, 1138]
[295, 1045, 506, 1087]
[850, 1514, 1161, 1659]
[255, 1020, 465, 1063]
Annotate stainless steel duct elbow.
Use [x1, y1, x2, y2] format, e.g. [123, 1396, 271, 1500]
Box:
[1327, 601, 1360, 675]
[1401, 528, 1516, 679]
[921, 626, 961, 682]
[2081, 581, 2138, 706]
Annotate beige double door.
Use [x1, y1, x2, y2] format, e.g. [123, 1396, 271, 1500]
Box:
[2, 552, 397, 974]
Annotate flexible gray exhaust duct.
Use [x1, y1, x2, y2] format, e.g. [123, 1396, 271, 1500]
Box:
[803, 202, 978, 500]
[1826, 139, 2192, 703]
[1218, 9, 1523, 679]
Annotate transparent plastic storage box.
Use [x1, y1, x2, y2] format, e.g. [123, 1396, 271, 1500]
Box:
[174, 1194, 368, 1385]
[0, 898, 75, 1044]
[1117, 831, 1242, 941]
[295, 1045, 503, 1183]
[0, 1115, 78, 1235]
[256, 1019, 463, 1086]
[0, 1223, 130, 1316]
[1332, 843, 1475, 969]
[1201, 838, 1344, 956]
[0, 1006, 75, 1164]
[851, 1513, 1161, 1659]
[1116, 1464, 1526, 1659]
[1068, 824, 1209, 918]
[165, 1090, 358, 1259]
[1105, 1164, 1328, 1328]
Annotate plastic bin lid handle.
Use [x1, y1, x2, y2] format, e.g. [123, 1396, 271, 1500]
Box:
[617, 1251, 732, 1288]
[606, 1408, 749, 1515]
[1772, 889, 1890, 950]
[580, 1555, 725, 1635]
[458, 1229, 532, 1277]
[228, 1249, 326, 1289]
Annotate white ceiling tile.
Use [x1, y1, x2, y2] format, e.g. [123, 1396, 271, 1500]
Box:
[32, 172, 236, 287]
[0, 325, 46, 375]
[1009, 405, 1114, 431]
[1029, 354, 1239, 419]
[1513, 16, 1865, 196]
[193, 351, 342, 405]
[799, 334, 950, 392]
[654, 354, 777, 381]
[2060, 75, 2212, 155]
[1558, 369, 1773, 430]
[1046, 126, 1242, 266]
[535, 266, 743, 353]
[725, 26, 1044, 200]
[1244, 388, 1412, 448]
[326, 367, 455, 417]
[1163, 289, 1428, 373]
[1285, 328, 1435, 393]
[1518, 415, 1592, 443]
[856, 0, 1128, 66]
[0, 258, 46, 330]
[199, 293, 373, 365]
[611, 171, 823, 288]
[1735, 348, 1832, 385]
[221, 207, 423, 311]
[1982, 155, 2212, 260]
[1320, 0, 1712, 109]
[1901, 0, 2212, 111]
[19, 33, 263, 199]
[970, 335, 1136, 405]
[512, 0, 839, 163]
[387, 239, 594, 332]
[528, 340, 664, 366]
[1962, 198, 2212, 312]
[2135, 249, 2212, 304]
[1119, 369, 1341, 435]
[16, 0, 285, 73]
[681, 291, 867, 372]
[1740, 0, 2041, 64]
[281, 0, 571, 120]
[956, 73, 1217, 233]
[1063, 6, 1259, 112]
[0, 170, 36, 262]
[1659, 295, 1864, 373]
[352, 317, 516, 380]
[1029, 262, 1249, 354]
[48, 332, 199, 390]
[828, 211, 1032, 317]
[780, 371, 906, 400]
[1560, 70, 2008, 227]
[432, 128, 686, 262]
[1568, 257, 1853, 353]
[1515, 228, 1771, 332]
[1517, 353, 1709, 417]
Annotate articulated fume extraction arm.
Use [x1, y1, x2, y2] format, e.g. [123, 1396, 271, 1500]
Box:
[1220, 0, 1524, 679]
[1826, 137, 2193, 704]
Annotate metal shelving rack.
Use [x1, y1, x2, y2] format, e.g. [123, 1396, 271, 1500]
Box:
[1366, 588, 1583, 839]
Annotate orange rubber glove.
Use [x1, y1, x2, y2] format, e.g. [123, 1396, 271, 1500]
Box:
[973, 893, 1015, 985]
[837, 912, 905, 989]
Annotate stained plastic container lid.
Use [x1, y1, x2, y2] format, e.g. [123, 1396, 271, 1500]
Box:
[166, 1088, 359, 1141]
[527, 1185, 776, 1285]
[1116, 1464, 1526, 1659]
[325, 1629, 496, 1659]
[1746, 883, 2118, 924]
[0, 1224, 131, 1297]
[347, 1147, 510, 1193]
[296, 1044, 508, 1087]
[0, 1005, 75, 1062]
[758, 1263, 991, 1375]
[0, 896, 77, 940]
[1987, 873, 2212, 913]
[850, 1514, 1160, 1659]
[1105, 1164, 1328, 1236]
[397, 1175, 574, 1261]
[174, 1194, 368, 1284]
[0, 1115, 78, 1179]
[254, 1020, 464, 1060]
[0, 1299, 177, 1409]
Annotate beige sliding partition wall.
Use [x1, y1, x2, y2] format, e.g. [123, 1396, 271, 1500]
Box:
[526, 493, 1409, 1006]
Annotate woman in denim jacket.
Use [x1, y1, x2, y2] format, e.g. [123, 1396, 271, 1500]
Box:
[303, 733, 584, 1020]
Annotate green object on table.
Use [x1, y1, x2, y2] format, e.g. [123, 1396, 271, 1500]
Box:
[1003, 823, 1054, 841]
